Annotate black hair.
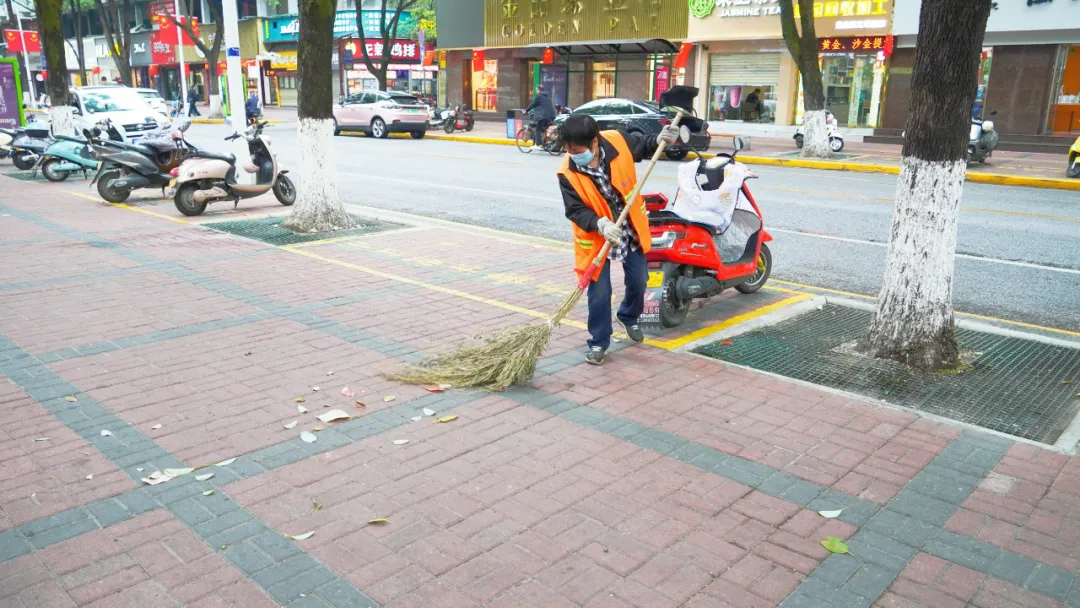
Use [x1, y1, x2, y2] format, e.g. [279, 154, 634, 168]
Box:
[561, 114, 599, 147]
[537, 84, 545, 91]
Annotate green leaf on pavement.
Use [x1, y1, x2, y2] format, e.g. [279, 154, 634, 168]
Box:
[820, 536, 850, 555]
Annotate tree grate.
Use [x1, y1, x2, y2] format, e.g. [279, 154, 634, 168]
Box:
[202, 215, 403, 246]
[695, 304, 1080, 444]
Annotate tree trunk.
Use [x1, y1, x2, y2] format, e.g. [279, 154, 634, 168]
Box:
[35, 0, 74, 135]
[282, 0, 353, 234]
[779, 0, 830, 158]
[859, 0, 993, 371]
[95, 0, 133, 86]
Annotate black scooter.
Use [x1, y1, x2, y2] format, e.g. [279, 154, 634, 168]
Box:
[10, 124, 52, 170]
[88, 122, 196, 203]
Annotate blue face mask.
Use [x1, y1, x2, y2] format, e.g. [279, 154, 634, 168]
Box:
[570, 148, 594, 167]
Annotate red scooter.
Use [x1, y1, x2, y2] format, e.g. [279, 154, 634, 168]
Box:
[641, 139, 773, 328]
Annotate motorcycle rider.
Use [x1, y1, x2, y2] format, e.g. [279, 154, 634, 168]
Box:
[524, 84, 556, 149]
[245, 91, 261, 125]
[559, 114, 679, 365]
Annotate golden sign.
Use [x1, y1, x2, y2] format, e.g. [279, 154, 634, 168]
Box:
[795, 0, 889, 18]
[485, 0, 686, 47]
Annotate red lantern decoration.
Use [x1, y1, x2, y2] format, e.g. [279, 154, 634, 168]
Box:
[149, 65, 159, 76]
[217, 61, 226, 73]
[40, 69, 47, 79]
[92, 65, 101, 75]
[184, 64, 191, 75]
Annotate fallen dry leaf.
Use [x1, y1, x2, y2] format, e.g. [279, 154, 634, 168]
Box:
[818, 509, 844, 519]
[141, 471, 170, 486]
[312, 386, 320, 392]
[312, 501, 322, 512]
[326, 371, 334, 376]
[300, 431, 317, 443]
[297, 405, 308, 414]
[367, 518, 389, 525]
[202, 490, 214, 496]
[820, 536, 851, 555]
[33, 437, 49, 442]
[318, 410, 351, 424]
[341, 387, 355, 398]
[164, 468, 193, 478]
[284, 420, 298, 429]
[151, 423, 162, 430]
[355, 400, 367, 408]
[295, 397, 306, 403]
[195, 473, 214, 481]
[289, 531, 315, 541]
[85, 474, 93, 480]
[392, 439, 409, 445]
[312, 425, 324, 431]
[411, 416, 422, 422]
[215, 458, 236, 467]
[100, 429, 113, 437]
[64, 395, 78, 402]
[422, 408, 435, 417]
[423, 385, 446, 393]
[720, 339, 734, 345]
[384, 395, 396, 403]
[436, 415, 458, 423]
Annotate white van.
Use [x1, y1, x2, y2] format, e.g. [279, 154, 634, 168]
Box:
[69, 86, 170, 143]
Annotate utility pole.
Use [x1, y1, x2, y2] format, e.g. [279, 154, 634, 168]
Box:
[219, 0, 250, 182]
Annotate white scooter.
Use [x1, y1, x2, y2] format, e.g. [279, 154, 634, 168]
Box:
[794, 109, 845, 153]
[967, 111, 999, 164]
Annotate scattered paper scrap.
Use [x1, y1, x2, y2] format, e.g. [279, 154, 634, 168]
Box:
[295, 397, 306, 403]
[312, 425, 324, 432]
[33, 437, 49, 442]
[195, 473, 214, 481]
[367, 518, 389, 525]
[164, 468, 193, 478]
[85, 474, 93, 480]
[300, 431, 317, 443]
[341, 387, 355, 397]
[312, 386, 320, 392]
[297, 405, 308, 414]
[720, 338, 734, 345]
[136, 468, 144, 472]
[411, 416, 422, 422]
[422, 408, 435, 417]
[215, 458, 237, 467]
[326, 371, 334, 376]
[384, 395, 396, 403]
[151, 423, 162, 430]
[284, 420, 298, 429]
[289, 531, 315, 541]
[818, 509, 844, 519]
[202, 490, 214, 496]
[64, 395, 78, 402]
[820, 537, 851, 555]
[142, 471, 169, 486]
[436, 415, 458, 423]
[100, 430, 113, 437]
[392, 439, 409, 445]
[317, 410, 351, 424]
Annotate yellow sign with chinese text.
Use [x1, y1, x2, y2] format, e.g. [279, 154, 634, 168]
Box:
[271, 50, 297, 70]
[484, 0, 688, 48]
[689, 0, 892, 41]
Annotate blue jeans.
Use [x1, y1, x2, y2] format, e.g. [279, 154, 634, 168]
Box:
[586, 247, 647, 350]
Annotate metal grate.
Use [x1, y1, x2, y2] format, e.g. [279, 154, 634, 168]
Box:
[696, 305, 1080, 444]
[5, 171, 48, 181]
[202, 215, 403, 246]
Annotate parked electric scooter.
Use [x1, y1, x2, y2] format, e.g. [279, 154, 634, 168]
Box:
[794, 109, 844, 153]
[9, 124, 53, 170]
[0, 127, 15, 159]
[641, 134, 773, 328]
[442, 103, 474, 133]
[88, 123, 194, 203]
[171, 120, 294, 216]
[34, 120, 123, 182]
[968, 111, 999, 164]
[1068, 135, 1080, 178]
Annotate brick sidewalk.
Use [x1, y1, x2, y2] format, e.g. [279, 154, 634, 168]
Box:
[2, 177, 1080, 607]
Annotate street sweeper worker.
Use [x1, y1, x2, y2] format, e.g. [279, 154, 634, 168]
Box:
[559, 114, 680, 365]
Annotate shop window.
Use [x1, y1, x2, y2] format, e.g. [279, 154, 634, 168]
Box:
[708, 86, 776, 123]
[278, 76, 296, 89]
[974, 48, 993, 121]
[797, 52, 886, 128]
[592, 61, 616, 99]
[1052, 46, 1080, 133]
[472, 59, 498, 112]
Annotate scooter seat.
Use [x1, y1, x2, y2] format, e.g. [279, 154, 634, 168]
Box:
[648, 210, 720, 236]
[55, 134, 87, 143]
[191, 150, 236, 164]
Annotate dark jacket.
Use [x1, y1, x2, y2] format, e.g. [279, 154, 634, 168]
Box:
[187, 87, 200, 104]
[560, 130, 656, 233]
[244, 96, 260, 117]
[524, 91, 556, 122]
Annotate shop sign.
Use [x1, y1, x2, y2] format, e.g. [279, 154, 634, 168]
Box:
[340, 39, 425, 65]
[0, 61, 22, 129]
[485, 0, 688, 47]
[129, 32, 154, 66]
[271, 50, 297, 70]
[262, 10, 415, 42]
[149, 31, 175, 64]
[689, 0, 890, 39]
[818, 35, 893, 56]
[654, 65, 671, 99]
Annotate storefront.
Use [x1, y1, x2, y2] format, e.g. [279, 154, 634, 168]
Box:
[689, 0, 893, 128]
[441, 0, 688, 118]
[338, 38, 433, 95]
[885, 0, 1080, 137]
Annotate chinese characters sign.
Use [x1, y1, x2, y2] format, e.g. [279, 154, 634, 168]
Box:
[262, 10, 415, 42]
[818, 35, 894, 56]
[0, 60, 22, 129]
[485, 0, 688, 47]
[688, 0, 890, 40]
[340, 39, 425, 65]
[793, 0, 889, 19]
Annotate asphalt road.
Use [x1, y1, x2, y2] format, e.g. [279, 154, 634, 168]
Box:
[189, 123, 1080, 334]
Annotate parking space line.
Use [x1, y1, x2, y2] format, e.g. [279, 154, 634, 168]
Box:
[643, 293, 815, 350]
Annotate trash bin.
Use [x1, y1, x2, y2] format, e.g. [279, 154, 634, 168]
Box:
[507, 110, 530, 139]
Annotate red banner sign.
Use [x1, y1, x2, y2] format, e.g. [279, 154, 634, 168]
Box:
[818, 35, 894, 56]
[673, 41, 693, 71]
[4, 30, 41, 53]
[152, 13, 200, 46]
[149, 31, 175, 64]
[542, 47, 554, 65]
[472, 49, 485, 73]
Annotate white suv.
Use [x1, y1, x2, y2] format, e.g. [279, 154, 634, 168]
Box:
[69, 86, 170, 142]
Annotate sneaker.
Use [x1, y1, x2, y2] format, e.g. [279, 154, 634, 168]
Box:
[621, 321, 645, 343]
[585, 346, 606, 365]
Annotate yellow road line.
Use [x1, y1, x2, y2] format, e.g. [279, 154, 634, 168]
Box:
[68, 191, 191, 224]
[963, 207, 1080, 223]
[644, 293, 814, 350]
[282, 226, 434, 250]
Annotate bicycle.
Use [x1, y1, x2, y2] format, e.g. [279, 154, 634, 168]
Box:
[514, 111, 563, 156]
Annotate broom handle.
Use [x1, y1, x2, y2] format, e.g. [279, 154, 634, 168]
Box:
[578, 110, 685, 289]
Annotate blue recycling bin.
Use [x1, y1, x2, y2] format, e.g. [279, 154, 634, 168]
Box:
[506, 110, 530, 139]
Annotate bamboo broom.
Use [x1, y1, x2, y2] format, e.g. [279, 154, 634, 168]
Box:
[390, 112, 685, 391]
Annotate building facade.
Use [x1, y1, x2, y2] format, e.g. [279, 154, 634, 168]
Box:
[688, 0, 894, 132]
[883, 0, 1080, 139]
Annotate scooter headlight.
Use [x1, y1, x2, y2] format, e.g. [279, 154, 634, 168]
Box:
[982, 120, 994, 132]
[651, 231, 677, 249]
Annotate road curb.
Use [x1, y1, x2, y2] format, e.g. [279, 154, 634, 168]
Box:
[424, 133, 1080, 191]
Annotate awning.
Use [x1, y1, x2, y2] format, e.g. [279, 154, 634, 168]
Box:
[530, 38, 680, 57]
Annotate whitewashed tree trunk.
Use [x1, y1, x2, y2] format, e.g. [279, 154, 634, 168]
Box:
[860, 157, 965, 368]
[281, 118, 353, 233]
[208, 94, 223, 118]
[48, 105, 75, 137]
[800, 109, 831, 159]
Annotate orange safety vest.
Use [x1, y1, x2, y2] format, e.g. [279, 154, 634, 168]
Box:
[558, 130, 651, 279]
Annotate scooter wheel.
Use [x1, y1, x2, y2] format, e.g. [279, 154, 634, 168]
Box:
[41, 158, 69, 183]
[12, 152, 35, 171]
[273, 175, 296, 206]
[1067, 161, 1080, 179]
[829, 137, 844, 153]
[736, 243, 772, 294]
[96, 169, 131, 203]
[465, 119, 475, 132]
[660, 272, 690, 328]
[173, 183, 207, 216]
[443, 120, 455, 134]
[794, 134, 804, 149]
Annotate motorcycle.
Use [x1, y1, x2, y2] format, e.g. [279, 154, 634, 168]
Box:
[641, 134, 773, 328]
[88, 124, 195, 203]
[968, 111, 999, 164]
[0, 127, 15, 158]
[9, 124, 53, 170]
[794, 109, 844, 153]
[1068, 135, 1080, 179]
[34, 121, 122, 182]
[428, 106, 450, 129]
[442, 103, 475, 133]
[171, 120, 294, 216]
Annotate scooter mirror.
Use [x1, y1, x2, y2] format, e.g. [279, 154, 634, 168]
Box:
[733, 136, 746, 151]
[678, 125, 691, 144]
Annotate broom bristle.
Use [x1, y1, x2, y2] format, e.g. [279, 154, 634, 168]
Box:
[390, 288, 586, 391]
